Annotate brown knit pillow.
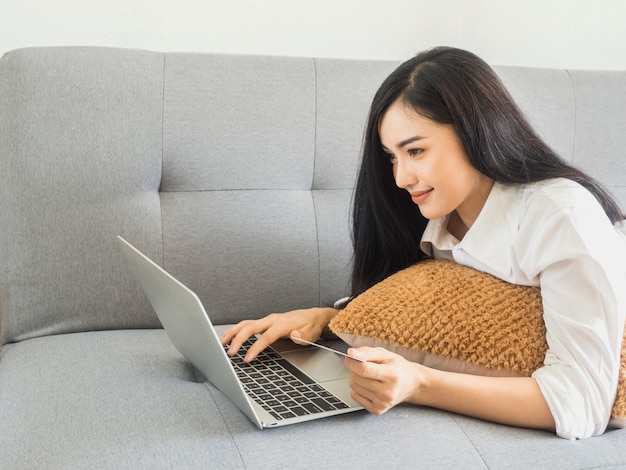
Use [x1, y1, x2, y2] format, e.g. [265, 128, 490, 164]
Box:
[329, 259, 626, 426]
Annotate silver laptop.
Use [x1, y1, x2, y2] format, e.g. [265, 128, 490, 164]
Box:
[117, 236, 363, 428]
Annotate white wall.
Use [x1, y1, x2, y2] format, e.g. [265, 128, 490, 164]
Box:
[1, 0, 625, 70]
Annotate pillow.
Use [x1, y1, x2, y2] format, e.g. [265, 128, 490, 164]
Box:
[329, 259, 626, 427]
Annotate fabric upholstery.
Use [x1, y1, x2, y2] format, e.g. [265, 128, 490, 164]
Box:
[0, 330, 242, 468]
[0, 47, 164, 343]
[568, 71, 626, 206]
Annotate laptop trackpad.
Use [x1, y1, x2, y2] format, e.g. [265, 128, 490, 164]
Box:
[280, 348, 350, 383]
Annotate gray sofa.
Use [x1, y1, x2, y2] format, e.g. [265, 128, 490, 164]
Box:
[1, 46, 625, 469]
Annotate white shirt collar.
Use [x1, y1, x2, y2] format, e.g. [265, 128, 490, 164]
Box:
[420, 182, 521, 277]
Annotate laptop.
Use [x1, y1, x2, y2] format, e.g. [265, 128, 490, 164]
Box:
[117, 236, 363, 428]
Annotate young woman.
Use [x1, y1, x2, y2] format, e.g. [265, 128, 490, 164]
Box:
[222, 46, 626, 440]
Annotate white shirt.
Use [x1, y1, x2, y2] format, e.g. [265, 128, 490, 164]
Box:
[420, 178, 626, 440]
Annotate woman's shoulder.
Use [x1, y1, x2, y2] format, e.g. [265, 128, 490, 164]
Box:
[519, 178, 601, 215]
[494, 178, 618, 242]
[489, 178, 600, 225]
[511, 178, 625, 248]
[523, 177, 591, 196]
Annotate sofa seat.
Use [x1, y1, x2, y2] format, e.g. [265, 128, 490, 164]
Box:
[3, 329, 626, 469]
[0, 330, 241, 467]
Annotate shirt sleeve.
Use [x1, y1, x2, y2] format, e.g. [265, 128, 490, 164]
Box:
[516, 187, 626, 439]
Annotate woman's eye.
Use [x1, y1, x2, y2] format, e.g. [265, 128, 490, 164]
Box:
[408, 148, 423, 157]
[386, 153, 397, 163]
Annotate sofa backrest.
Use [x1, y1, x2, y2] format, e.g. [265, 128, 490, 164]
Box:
[0, 47, 625, 345]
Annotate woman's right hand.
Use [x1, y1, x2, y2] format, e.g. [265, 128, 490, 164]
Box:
[220, 307, 338, 362]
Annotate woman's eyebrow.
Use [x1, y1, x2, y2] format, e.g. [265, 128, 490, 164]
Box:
[381, 136, 426, 153]
[397, 136, 426, 147]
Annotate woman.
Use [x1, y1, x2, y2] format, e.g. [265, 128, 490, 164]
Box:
[222, 46, 626, 440]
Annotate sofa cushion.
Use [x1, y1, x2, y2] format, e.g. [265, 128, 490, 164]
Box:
[2, 327, 625, 468]
[329, 259, 626, 424]
[0, 47, 165, 344]
[0, 329, 244, 468]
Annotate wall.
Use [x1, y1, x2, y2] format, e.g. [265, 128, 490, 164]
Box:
[1, 0, 625, 70]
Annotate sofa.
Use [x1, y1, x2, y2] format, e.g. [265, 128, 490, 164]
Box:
[0, 46, 625, 469]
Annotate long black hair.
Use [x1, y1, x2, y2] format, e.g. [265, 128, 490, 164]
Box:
[350, 46, 623, 299]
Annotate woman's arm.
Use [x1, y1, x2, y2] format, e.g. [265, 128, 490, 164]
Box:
[514, 185, 626, 438]
[343, 347, 556, 431]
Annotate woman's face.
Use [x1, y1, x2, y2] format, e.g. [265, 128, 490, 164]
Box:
[379, 99, 493, 229]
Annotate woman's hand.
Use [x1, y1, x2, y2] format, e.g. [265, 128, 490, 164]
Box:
[342, 347, 423, 415]
[220, 307, 338, 362]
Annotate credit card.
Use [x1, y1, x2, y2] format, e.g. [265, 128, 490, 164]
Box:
[289, 336, 365, 362]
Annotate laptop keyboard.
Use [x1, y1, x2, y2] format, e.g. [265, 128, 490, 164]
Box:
[227, 339, 351, 421]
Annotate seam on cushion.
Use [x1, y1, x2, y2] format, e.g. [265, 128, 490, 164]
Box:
[451, 416, 489, 469]
[311, 192, 322, 307]
[190, 364, 202, 384]
[312, 59, 322, 306]
[564, 69, 577, 163]
[202, 381, 247, 468]
[0, 341, 13, 362]
[311, 57, 318, 191]
[159, 53, 166, 267]
[158, 188, 351, 193]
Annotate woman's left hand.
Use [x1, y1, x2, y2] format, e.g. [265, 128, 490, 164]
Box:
[342, 347, 423, 415]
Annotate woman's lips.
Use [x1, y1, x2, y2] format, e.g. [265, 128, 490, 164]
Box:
[410, 189, 433, 204]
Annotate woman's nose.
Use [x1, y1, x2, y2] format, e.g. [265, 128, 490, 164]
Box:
[393, 157, 417, 189]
